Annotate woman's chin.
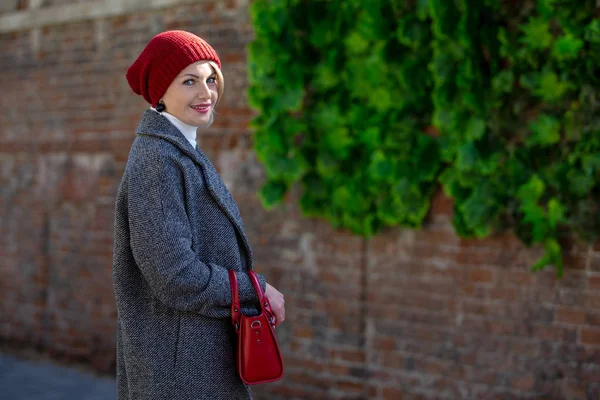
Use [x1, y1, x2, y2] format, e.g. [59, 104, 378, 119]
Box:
[183, 113, 211, 127]
[194, 113, 213, 127]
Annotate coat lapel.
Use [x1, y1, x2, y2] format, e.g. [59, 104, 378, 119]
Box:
[135, 110, 254, 268]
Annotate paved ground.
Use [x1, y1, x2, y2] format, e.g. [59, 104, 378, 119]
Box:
[0, 352, 116, 400]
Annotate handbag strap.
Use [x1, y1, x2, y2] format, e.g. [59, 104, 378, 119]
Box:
[228, 270, 275, 329]
[228, 270, 241, 329]
[248, 270, 275, 324]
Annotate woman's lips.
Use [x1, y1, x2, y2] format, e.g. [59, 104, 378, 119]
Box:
[191, 104, 211, 113]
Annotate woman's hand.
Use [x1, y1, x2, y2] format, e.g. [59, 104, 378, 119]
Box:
[264, 283, 285, 327]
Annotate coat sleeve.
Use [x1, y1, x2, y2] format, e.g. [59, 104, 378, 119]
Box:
[126, 147, 266, 318]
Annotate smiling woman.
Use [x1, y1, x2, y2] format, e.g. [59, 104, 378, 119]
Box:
[113, 30, 285, 400]
[160, 60, 224, 127]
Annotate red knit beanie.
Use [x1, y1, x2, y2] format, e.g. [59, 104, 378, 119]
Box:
[126, 30, 221, 107]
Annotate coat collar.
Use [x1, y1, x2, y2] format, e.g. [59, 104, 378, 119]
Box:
[135, 109, 253, 268]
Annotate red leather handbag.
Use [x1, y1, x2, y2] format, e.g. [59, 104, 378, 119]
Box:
[228, 270, 284, 385]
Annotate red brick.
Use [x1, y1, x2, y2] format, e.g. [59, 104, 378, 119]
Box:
[328, 363, 350, 376]
[533, 325, 576, 342]
[589, 275, 600, 291]
[381, 352, 403, 369]
[580, 328, 600, 346]
[373, 337, 396, 351]
[293, 326, 314, 339]
[586, 313, 600, 327]
[555, 307, 587, 325]
[330, 349, 365, 364]
[382, 387, 404, 400]
[468, 268, 495, 283]
[511, 374, 535, 390]
[335, 380, 364, 394]
[504, 270, 535, 285]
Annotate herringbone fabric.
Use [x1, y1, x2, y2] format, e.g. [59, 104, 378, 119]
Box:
[113, 110, 265, 399]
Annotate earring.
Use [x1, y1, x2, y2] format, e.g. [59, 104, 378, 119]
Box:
[155, 101, 166, 112]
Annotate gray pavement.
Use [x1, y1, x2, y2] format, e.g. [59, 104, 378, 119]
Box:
[0, 352, 116, 400]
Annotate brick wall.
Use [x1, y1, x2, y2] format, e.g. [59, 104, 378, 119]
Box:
[1, 1, 599, 399]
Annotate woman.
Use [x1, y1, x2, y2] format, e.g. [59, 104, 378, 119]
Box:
[113, 30, 285, 400]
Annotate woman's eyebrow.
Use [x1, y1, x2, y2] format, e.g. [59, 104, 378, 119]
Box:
[179, 73, 216, 79]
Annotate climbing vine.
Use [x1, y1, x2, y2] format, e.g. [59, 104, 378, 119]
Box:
[247, 0, 600, 276]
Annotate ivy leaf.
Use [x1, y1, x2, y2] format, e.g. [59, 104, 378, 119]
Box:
[250, 1, 285, 37]
[314, 104, 345, 128]
[247, 41, 276, 80]
[368, 151, 395, 182]
[332, 186, 352, 210]
[585, 19, 600, 44]
[345, 31, 370, 55]
[527, 115, 561, 147]
[334, 184, 370, 216]
[272, 86, 305, 112]
[456, 142, 479, 171]
[517, 175, 545, 203]
[547, 198, 566, 229]
[492, 70, 515, 93]
[531, 238, 563, 277]
[552, 34, 584, 61]
[263, 151, 308, 183]
[439, 167, 468, 200]
[477, 152, 503, 176]
[316, 151, 339, 178]
[259, 180, 287, 209]
[414, 134, 441, 181]
[520, 17, 553, 50]
[299, 175, 329, 217]
[397, 16, 428, 49]
[464, 117, 486, 141]
[394, 183, 432, 228]
[563, 102, 582, 141]
[457, 183, 497, 238]
[324, 127, 353, 159]
[368, 87, 393, 112]
[358, 127, 381, 150]
[523, 70, 572, 103]
[416, 0, 429, 20]
[309, 18, 338, 48]
[497, 28, 512, 60]
[253, 127, 286, 161]
[521, 201, 548, 242]
[377, 192, 403, 226]
[341, 212, 375, 237]
[452, 207, 474, 237]
[536, 0, 555, 19]
[582, 154, 600, 175]
[314, 63, 341, 91]
[567, 170, 594, 196]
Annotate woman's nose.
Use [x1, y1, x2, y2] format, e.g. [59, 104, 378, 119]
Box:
[197, 83, 210, 99]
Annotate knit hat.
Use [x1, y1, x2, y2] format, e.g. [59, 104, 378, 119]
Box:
[126, 30, 221, 107]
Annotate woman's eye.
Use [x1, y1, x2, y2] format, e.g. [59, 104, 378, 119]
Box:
[207, 77, 216, 84]
[183, 79, 194, 86]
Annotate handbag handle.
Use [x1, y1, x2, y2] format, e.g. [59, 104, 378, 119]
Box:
[228, 270, 275, 330]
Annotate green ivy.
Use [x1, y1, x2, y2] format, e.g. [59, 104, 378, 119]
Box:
[247, 0, 600, 276]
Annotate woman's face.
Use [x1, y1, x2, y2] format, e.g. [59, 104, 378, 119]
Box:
[161, 61, 218, 127]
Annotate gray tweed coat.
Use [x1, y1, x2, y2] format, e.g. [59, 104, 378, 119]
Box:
[113, 109, 266, 399]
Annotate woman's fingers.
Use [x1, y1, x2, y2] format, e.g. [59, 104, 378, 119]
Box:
[265, 283, 285, 326]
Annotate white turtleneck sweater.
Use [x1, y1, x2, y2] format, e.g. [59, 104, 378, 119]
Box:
[151, 107, 198, 149]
